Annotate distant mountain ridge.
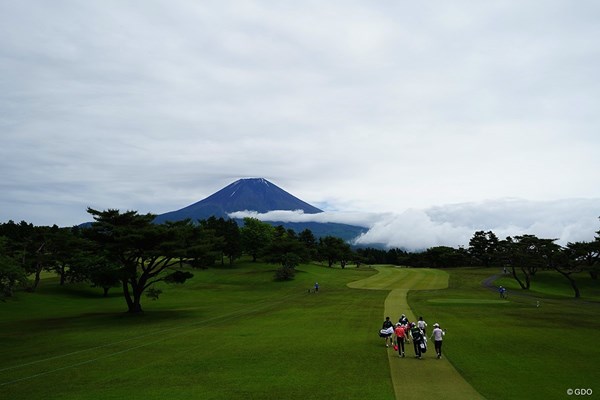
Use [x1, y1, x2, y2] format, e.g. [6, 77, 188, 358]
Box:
[154, 178, 367, 241]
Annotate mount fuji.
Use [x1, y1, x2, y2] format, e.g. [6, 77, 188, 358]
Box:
[154, 178, 367, 240]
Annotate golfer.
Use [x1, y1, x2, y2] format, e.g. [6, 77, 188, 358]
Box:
[430, 323, 446, 359]
[499, 286, 507, 299]
[381, 317, 394, 347]
[398, 314, 409, 326]
[394, 323, 406, 357]
[409, 322, 424, 359]
[417, 316, 428, 335]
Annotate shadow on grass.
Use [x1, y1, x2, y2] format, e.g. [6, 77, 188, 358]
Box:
[14, 308, 203, 334]
[36, 284, 123, 299]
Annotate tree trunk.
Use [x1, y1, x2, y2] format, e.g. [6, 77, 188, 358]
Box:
[123, 278, 146, 313]
[34, 267, 42, 290]
[125, 282, 144, 313]
[103, 287, 110, 297]
[523, 269, 531, 290]
[59, 265, 66, 286]
[128, 300, 143, 313]
[126, 277, 146, 313]
[570, 278, 581, 298]
[510, 266, 527, 290]
[29, 242, 46, 292]
[122, 280, 135, 311]
[556, 269, 581, 298]
[28, 262, 43, 292]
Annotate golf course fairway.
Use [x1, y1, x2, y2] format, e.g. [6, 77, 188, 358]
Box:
[348, 266, 484, 400]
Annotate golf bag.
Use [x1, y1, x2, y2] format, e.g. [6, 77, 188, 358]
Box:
[379, 326, 394, 338]
[419, 338, 427, 353]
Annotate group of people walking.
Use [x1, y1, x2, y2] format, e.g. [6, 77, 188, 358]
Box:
[380, 315, 446, 359]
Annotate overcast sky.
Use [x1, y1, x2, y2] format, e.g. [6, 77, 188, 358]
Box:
[1, 1, 599, 249]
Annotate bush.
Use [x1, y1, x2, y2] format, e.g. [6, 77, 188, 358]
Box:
[146, 287, 163, 300]
[0, 256, 26, 300]
[274, 266, 295, 281]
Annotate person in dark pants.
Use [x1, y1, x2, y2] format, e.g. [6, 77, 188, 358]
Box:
[381, 317, 394, 347]
[394, 323, 406, 357]
[417, 316, 428, 335]
[430, 323, 446, 359]
[398, 314, 409, 326]
[499, 286, 507, 299]
[409, 323, 424, 359]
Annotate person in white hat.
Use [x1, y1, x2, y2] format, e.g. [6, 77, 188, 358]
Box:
[417, 316, 428, 335]
[430, 323, 446, 359]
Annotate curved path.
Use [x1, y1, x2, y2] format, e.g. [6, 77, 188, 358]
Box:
[348, 267, 484, 400]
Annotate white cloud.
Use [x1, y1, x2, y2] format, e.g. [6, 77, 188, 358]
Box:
[228, 209, 385, 228]
[1, 1, 600, 235]
[230, 198, 600, 251]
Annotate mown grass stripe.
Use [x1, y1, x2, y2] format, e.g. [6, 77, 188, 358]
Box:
[349, 267, 484, 400]
[0, 291, 303, 386]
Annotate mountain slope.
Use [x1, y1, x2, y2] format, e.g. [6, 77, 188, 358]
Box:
[153, 178, 367, 240]
[154, 178, 322, 223]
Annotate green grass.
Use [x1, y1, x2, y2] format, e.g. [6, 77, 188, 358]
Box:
[494, 270, 600, 300]
[2, 265, 599, 400]
[0, 262, 394, 400]
[426, 298, 508, 304]
[409, 268, 600, 400]
[360, 267, 484, 400]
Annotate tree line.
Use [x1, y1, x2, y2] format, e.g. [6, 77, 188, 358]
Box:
[1, 209, 598, 312]
[0, 208, 354, 312]
[357, 226, 600, 298]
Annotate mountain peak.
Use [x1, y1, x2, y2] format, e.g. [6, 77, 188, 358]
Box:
[154, 178, 322, 223]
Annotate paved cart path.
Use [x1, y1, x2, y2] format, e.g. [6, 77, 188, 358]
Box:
[348, 267, 484, 400]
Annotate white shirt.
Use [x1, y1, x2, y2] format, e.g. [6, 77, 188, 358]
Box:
[431, 327, 445, 341]
[417, 320, 427, 330]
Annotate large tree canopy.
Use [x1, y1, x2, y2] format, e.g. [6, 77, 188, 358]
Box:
[240, 217, 274, 262]
[0, 237, 26, 300]
[496, 234, 557, 290]
[200, 216, 241, 266]
[468, 230, 499, 267]
[85, 208, 199, 313]
[317, 236, 353, 268]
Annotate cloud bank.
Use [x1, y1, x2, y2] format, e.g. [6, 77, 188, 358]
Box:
[230, 198, 600, 251]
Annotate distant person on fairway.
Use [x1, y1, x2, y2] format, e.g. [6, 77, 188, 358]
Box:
[499, 286, 507, 299]
[430, 323, 446, 359]
[381, 317, 394, 347]
[394, 323, 406, 357]
[409, 322, 425, 359]
[417, 316, 428, 335]
[314, 282, 319, 293]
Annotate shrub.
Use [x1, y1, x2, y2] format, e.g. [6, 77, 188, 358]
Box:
[274, 266, 295, 281]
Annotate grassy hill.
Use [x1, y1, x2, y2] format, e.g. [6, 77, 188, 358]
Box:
[1, 263, 599, 399]
[0, 262, 392, 400]
[409, 268, 600, 399]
